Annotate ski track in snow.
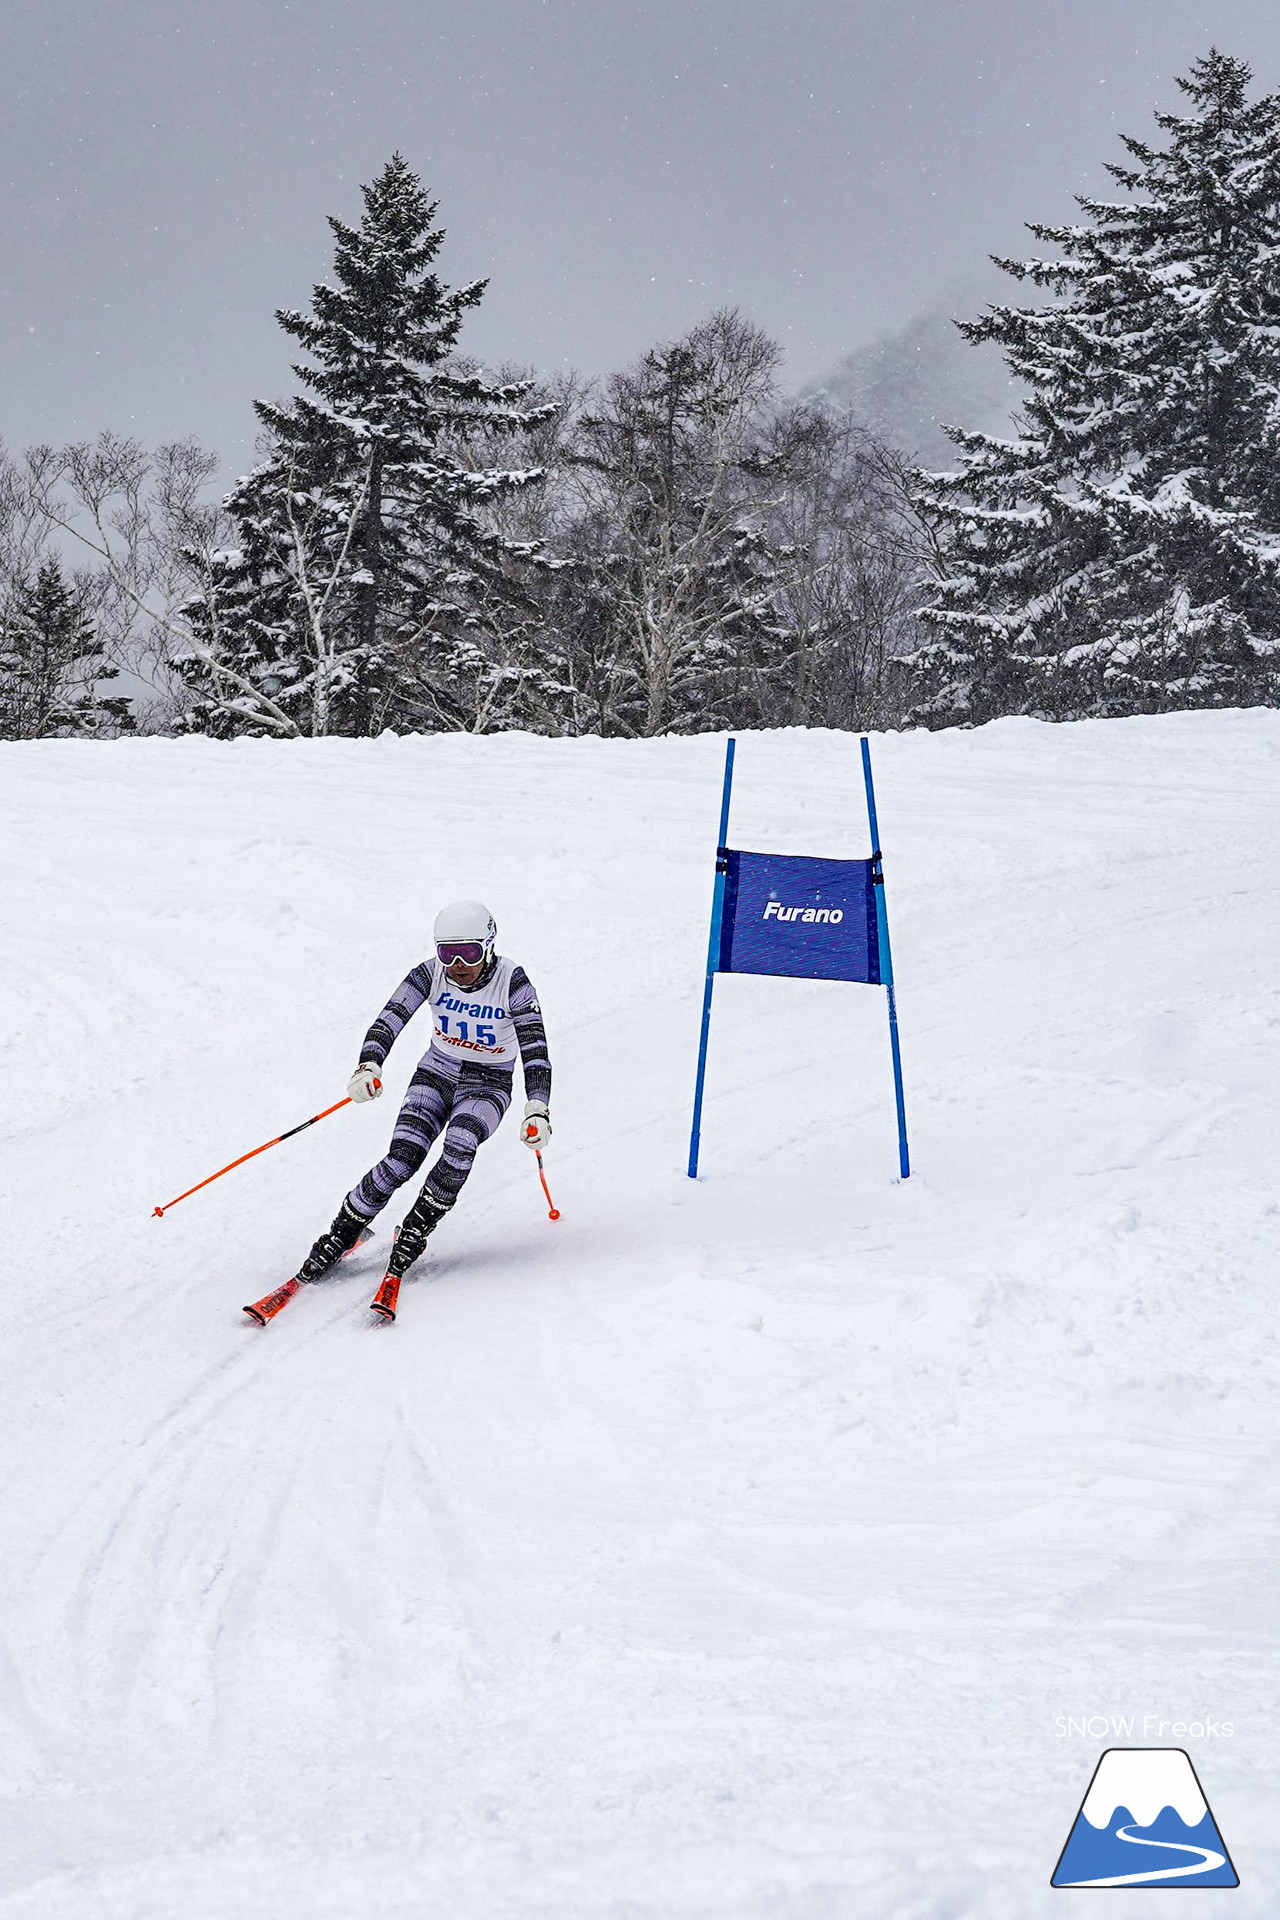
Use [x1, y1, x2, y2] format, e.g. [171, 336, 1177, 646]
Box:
[0, 714, 1277, 1916]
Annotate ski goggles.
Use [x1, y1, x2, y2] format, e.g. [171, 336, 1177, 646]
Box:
[437, 940, 488, 967]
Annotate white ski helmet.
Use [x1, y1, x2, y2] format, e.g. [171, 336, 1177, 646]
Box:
[433, 899, 497, 967]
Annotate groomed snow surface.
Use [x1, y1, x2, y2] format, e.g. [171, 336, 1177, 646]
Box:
[1, 713, 1277, 1919]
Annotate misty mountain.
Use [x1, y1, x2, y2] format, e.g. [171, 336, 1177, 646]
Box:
[804, 306, 1024, 466]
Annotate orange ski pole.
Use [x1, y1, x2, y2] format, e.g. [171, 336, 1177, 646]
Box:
[153, 1095, 361, 1217]
[533, 1147, 560, 1221]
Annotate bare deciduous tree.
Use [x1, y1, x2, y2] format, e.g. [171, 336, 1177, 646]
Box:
[765, 410, 925, 729]
[560, 310, 795, 736]
[23, 434, 227, 730]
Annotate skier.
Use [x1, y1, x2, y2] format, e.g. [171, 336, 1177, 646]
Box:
[293, 900, 552, 1288]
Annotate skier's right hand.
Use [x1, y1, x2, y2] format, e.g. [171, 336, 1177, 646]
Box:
[347, 1063, 383, 1103]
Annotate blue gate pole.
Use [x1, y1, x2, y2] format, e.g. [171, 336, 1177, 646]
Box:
[860, 736, 910, 1179]
[688, 737, 737, 1178]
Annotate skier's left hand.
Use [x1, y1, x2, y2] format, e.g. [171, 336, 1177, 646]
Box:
[521, 1099, 551, 1150]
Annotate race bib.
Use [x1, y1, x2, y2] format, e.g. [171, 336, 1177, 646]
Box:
[428, 955, 519, 1065]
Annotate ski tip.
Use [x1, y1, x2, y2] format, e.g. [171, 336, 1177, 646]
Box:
[243, 1277, 302, 1325]
[369, 1302, 396, 1322]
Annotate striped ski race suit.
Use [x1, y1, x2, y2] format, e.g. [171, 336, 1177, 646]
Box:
[345, 955, 551, 1221]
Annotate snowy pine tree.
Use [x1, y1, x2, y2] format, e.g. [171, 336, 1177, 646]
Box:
[178, 157, 554, 737]
[908, 52, 1280, 724]
[0, 560, 133, 739]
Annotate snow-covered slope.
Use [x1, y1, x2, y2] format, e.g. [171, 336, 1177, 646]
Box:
[1, 714, 1277, 1918]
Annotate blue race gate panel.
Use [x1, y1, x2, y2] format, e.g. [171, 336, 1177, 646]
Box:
[719, 850, 881, 985]
[687, 735, 909, 1181]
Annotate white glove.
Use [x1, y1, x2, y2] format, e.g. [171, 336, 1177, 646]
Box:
[521, 1098, 551, 1150]
[348, 1063, 383, 1103]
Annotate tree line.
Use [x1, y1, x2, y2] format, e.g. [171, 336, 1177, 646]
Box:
[4, 50, 1279, 742]
[1, 159, 919, 742]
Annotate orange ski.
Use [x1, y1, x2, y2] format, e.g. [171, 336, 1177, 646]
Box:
[370, 1227, 404, 1321]
[243, 1227, 374, 1326]
[370, 1272, 401, 1321]
[244, 1277, 300, 1325]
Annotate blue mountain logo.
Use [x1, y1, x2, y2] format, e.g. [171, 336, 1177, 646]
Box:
[1052, 1749, 1238, 1888]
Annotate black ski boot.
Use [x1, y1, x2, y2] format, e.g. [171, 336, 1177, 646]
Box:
[295, 1199, 369, 1284]
[387, 1190, 451, 1279]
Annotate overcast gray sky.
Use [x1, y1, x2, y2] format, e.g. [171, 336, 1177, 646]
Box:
[4, 0, 1279, 474]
